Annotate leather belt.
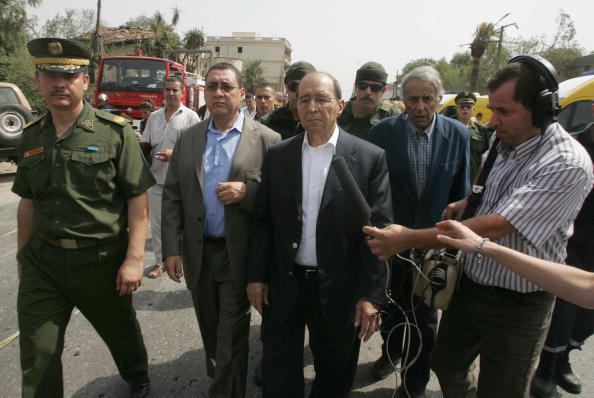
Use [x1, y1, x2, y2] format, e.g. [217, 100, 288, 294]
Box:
[292, 264, 318, 278]
[38, 233, 121, 249]
[204, 236, 226, 245]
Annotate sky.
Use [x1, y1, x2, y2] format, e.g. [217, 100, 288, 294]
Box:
[27, 0, 594, 99]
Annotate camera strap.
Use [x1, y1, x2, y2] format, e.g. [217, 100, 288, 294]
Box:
[461, 137, 500, 220]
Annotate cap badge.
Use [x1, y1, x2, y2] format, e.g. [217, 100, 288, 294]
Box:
[48, 42, 63, 56]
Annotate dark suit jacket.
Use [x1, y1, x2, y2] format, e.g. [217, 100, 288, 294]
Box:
[369, 113, 470, 228]
[248, 128, 393, 327]
[161, 116, 281, 291]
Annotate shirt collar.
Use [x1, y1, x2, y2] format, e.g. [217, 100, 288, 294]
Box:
[497, 128, 550, 160]
[404, 112, 436, 138]
[303, 124, 339, 154]
[208, 110, 244, 135]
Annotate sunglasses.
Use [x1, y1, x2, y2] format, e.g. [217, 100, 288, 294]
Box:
[457, 103, 474, 110]
[205, 82, 239, 92]
[356, 82, 385, 93]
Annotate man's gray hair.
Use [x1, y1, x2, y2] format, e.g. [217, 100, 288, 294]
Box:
[401, 66, 444, 98]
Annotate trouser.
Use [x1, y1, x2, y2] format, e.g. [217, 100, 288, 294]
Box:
[148, 184, 163, 266]
[430, 274, 555, 398]
[190, 239, 250, 398]
[379, 255, 437, 393]
[261, 268, 361, 398]
[17, 235, 148, 398]
[543, 234, 594, 352]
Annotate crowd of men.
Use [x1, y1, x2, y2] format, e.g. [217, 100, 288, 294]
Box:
[11, 36, 593, 398]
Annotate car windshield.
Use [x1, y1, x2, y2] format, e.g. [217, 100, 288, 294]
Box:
[98, 58, 166, 93]
[0, 87, 20, 104]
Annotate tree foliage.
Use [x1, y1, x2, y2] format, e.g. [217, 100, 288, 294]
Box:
[182, 28, 206, 73]
[241, 60, 267, 94]
[0, 0, 39, 56]
[42, 8, 96, 39]
[139, 9, 182, 59]
[396, 10, 585, 95]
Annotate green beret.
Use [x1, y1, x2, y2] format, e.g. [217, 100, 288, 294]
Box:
[27, 38, 92, 73]
[284, 61, 316, 84]
[455, 91, 477, 105]
[356, 62, 388, 84]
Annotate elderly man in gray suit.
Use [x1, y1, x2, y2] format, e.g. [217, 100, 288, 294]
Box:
[162, 62, 281, 398]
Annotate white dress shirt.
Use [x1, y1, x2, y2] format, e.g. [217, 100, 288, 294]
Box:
[295, 126, 339, 267]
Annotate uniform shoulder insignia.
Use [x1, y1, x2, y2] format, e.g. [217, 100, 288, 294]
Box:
[96, 110, 128, 126]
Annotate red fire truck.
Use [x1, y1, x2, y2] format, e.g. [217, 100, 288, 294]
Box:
[95, 55, 204, 119]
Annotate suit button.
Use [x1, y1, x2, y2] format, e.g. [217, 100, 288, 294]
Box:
[292, 242, 298, 249]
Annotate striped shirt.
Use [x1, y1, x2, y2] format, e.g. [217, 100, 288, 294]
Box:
[406, 114, 436, 198]
[465, 122, 593, 292]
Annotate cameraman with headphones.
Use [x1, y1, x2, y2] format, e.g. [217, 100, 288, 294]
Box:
[364, 56, 593, 398]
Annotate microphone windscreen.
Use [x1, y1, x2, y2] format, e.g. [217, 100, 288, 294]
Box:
[331, 156, 371, 226]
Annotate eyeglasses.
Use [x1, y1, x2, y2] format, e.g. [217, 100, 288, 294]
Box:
[205, 82, 239, 92]
[356, 82, 385, 93]
[298, 96, 338, 107]
[457, 103, 474, 110]
[287, 81, 300, 92]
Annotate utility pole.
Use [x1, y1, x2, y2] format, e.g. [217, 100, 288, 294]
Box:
[93, 0, 103, 61]
[495, 22, 518, 69]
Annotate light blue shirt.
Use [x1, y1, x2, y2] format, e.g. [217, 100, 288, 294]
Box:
[203, 111, 244, 237]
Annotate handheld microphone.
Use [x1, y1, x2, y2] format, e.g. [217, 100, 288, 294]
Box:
[331, 156, 370, 227]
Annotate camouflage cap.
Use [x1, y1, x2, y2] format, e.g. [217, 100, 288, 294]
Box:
[284, 61, 316, 84]
[356, 62, 388, 84]
[455, 91, 477, 105]
[27, 38, 92, 73]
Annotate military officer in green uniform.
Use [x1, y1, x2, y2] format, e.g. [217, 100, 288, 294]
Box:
[260, 61, 316, 139]
[338, 62, 400, 140]
[453, 91, 493, 180]
[12, 38, 155, 398]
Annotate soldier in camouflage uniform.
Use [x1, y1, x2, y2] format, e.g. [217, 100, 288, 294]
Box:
[338, 62, 400, 141]
[260, 61, 316, 139]
[13, 38, 155, 398]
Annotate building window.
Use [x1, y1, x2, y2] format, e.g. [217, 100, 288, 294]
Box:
[215, 46, 220, 53]
[238, 46, 243, 53]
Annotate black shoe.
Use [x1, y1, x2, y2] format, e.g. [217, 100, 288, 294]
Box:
[555, 349, 582, 394]
[130, 380, 150, 398]
[395, 386, 426, 398]
[254, 358, 263, 387]
[371, 353, 399, 380]
[531, 351, 557, 398]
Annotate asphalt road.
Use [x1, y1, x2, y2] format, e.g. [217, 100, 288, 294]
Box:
[0, 162, 591, 397]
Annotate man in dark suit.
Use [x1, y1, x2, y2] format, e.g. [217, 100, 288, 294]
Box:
[247, 71, 393, 397]
[161, 62, 280, 398]
[368, 66, 469, 397]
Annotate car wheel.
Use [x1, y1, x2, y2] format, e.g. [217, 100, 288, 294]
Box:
[0, 104, 33, 146]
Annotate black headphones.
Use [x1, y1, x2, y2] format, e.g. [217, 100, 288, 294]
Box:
[508, 55, 560, 128]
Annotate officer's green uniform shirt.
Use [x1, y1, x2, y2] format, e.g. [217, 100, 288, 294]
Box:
[338, 99, 401, 141]
[260, 104, 303, 140]
[468, 119, 494, 180]
[12, 102, 155, 239]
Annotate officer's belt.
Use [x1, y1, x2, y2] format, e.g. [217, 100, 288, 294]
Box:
[38, 233, 122, 249]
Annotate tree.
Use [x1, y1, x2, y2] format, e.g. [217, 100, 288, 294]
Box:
[136, 8, 182, 59]
[0, 0, 41, 56]
[241, 60, 267, 94]
[182, 28, 206, 73]
[469, 22, 497, 92]
[42, 9, 96, 39]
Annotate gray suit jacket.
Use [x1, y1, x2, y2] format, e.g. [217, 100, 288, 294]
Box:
[161, 116, 281, 291]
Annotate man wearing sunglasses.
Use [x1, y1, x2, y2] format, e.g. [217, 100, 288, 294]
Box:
[338, 62, 400, 140]
[453, 91, 493, 180]
[261, 61, 316, 139]
[161, 62, 280, 398]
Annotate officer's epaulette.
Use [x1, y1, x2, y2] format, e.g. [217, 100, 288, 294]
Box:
[23, 114, 45, 131]
[96, 110, 129, 126]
